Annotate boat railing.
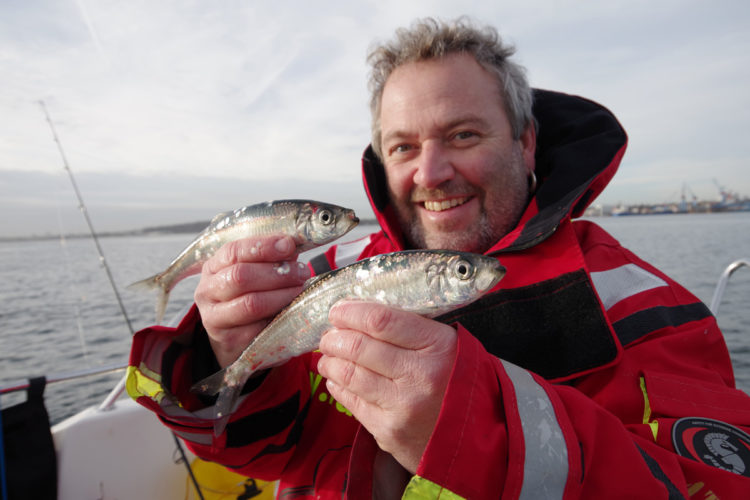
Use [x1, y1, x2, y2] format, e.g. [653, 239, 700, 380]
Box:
[92, 302, 194, 411]
[709, 259, 750, 316]
[0, 363, 126, 397]
[0, 302, 191, 407]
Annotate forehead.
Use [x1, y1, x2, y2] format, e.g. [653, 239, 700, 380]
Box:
[380, 53, 507, 129]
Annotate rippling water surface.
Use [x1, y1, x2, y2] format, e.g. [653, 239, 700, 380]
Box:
[0, 212, 748, 424]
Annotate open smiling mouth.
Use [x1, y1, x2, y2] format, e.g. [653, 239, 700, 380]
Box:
[423, 196, 471, 212]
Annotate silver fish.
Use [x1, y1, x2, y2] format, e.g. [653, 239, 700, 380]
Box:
[193, 249, 506, 435]
[128, 199, 359, 324]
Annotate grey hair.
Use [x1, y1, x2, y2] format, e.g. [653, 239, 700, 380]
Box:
[367, 17, 534, 161]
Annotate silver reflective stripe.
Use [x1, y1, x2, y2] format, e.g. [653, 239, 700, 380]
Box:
[502, 360, 568, 500]
[173, 429, 213, 445]
[590, 263, 667, 310]
[160, 393, 248, 422]
[334, 234, 372, 268]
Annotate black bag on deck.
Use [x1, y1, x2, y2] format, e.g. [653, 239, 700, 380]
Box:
[0, 377, 57, 500]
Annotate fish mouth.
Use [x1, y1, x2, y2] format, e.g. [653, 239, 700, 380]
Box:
[422, 196, 471, 212]
[476, 264, 506, 291]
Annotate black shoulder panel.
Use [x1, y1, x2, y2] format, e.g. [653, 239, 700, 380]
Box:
[437, 270, 619, 380]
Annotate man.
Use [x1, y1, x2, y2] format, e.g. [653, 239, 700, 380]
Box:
[129, 17, 750, 498]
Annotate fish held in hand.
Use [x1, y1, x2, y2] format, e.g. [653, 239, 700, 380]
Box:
[128, 199, 359, 324]
[192, 249, 505, 436]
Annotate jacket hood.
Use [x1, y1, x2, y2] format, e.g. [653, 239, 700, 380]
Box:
[361, 89, 628, 253]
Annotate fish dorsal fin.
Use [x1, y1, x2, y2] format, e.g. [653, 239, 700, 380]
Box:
[209, 210, 233, 226]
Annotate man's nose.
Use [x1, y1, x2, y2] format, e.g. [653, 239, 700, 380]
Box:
[413, 140, 454, 188]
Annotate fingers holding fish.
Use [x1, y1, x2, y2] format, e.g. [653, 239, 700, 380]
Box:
[318, 329, 455, 474]
[197, 236, 310, 300]
[128, 200, 358, 324]
[193, 250, 504, 436]
[205, 319, 270, 370]
[318, 302, 458, 473]
[327, 300, 458, 355]
[202, 285, 307, 330]
[199, 284, 306, 368]
[322, 371, 428, 475]
[200, 260, 310, 302]
[203, 235, 299, 275]
[318, 328, 392, 388]
[195, 236, 311, 368]
[319, 302, 457, 397]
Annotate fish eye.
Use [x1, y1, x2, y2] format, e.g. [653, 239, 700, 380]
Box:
[454, 259, 474, 280]
[318, 209, 334, 225]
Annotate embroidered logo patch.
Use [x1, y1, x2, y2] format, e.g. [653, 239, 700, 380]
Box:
[672, 417, 750, 477]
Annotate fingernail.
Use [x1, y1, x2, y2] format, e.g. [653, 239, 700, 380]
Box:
[275, 237, 293, 254]
[298, 262, 311, 281]
[326, 379, 338, 394]
[328, 301, 345, 320]
[317, 356, 331, 377]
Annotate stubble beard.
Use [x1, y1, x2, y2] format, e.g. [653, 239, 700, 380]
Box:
[392, 145, 530, 253]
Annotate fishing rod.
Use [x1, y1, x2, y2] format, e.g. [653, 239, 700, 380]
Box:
[36, 100, 138, 408]
[39, 100, 135, 336]
[32, 104, 206, 499]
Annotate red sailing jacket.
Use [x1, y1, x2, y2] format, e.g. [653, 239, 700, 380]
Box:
[128, 90, 750, 499]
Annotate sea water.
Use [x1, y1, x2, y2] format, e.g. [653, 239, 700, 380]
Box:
[0, 213, 748, 424]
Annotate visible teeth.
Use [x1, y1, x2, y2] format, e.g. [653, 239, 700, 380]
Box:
[424, 197, 468, 212]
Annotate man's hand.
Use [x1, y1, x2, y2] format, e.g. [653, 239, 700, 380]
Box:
[317, 300, 458, 474]
[194, 235, 310, 368]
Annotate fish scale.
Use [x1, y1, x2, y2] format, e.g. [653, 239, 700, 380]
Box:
[193, 249, 506, 436]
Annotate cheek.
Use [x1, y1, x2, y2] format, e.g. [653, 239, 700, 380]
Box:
[384, 166, 413, 202]
[447, 148, 495, 185]
[469, 146, 524, 188]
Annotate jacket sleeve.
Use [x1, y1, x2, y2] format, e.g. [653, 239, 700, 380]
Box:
[127, 304, 324, 479]
[409, 322, 750, 499]
[407, 226, 750, 499]
[127, 246, 363, 484]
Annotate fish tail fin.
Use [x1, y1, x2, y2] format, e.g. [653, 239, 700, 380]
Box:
[154, 290, 169, 325]
[127, 274, 170, 324]
[127, 273, 160, 292]
[191, 367, 228, 396]
[212, 385, 241, 436]
[191, 368, 242, 436]
[191, 367, 240, 435]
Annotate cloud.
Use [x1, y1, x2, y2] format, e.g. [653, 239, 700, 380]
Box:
[1, 0, 749, 235]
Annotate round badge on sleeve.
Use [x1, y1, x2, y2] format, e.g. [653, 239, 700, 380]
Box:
[672, 417, 750, 477]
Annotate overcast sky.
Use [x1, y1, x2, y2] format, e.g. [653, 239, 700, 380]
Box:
[2, 0, 748, 237]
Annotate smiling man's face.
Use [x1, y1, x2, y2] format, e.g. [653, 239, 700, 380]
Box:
[380, 52, 536, 253]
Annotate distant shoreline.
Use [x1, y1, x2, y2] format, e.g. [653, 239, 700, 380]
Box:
[0, 219, 380, 243]
[4, 209, 749, 243]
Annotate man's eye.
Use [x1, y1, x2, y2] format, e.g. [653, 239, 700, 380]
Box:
[454, 131, 476, 140]
[390, 144, 413, 155]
